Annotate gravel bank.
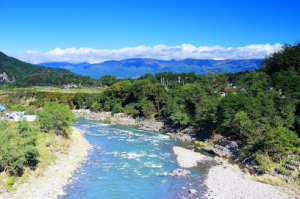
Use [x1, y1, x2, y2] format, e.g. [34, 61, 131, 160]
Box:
[173, 146, 214, 168]
[173, 146, 294, 198]
[205, 163, 294, 199]
[1, 127, 91, 199]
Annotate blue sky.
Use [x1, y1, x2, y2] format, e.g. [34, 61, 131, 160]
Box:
[0, 0, 299, 63]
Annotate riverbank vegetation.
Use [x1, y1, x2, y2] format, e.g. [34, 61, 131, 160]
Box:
[0, 102, 75, 193]
[1, 43, 300, 186]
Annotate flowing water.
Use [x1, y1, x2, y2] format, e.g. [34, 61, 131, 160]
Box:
[59, 119, 210, 199]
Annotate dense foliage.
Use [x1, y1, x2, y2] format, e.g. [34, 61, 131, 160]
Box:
[0, 121, 39, 175]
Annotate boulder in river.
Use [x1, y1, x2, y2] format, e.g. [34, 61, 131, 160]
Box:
[170, 168, 191, 176]
[189, 189, 197, 196]
[127, 131, 136, 136]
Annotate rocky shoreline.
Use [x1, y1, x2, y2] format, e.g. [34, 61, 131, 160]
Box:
[72, 109, 197, 141]
[0, 127, 91, 199]
[172, 146, 295, 199]
[72, 109, 164, 132]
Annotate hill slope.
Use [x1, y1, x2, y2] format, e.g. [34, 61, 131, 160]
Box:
[40, 58, 262, 79]
[0, 52, 94, 87]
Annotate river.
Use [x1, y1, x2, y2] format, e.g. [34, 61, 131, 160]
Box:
[59, 119, 210, 199]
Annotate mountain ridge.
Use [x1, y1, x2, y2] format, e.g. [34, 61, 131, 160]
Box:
[0, 51, 94, 87]
[39, 58, 262, 79]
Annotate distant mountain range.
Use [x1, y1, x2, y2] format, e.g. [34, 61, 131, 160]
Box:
[39, 58, 262, 79]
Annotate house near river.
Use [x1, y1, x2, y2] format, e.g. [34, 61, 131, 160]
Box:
[220, 86, 246, 97]
[4, 111, 37, 122]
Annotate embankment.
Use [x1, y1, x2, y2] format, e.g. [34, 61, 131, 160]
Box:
[1, 127, 91, 199]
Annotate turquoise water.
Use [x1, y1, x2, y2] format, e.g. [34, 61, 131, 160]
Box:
[59, 119, 209, 199]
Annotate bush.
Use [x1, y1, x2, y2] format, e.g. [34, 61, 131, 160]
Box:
[124, 104, 139, 116]
[5, 176, 15, 188]
[38, 102, 75, 136]
[11, 104, 25, 111]
[112, 103, 123, 113]
[254, 153, 275, 171]
[0, 121, 39, 175]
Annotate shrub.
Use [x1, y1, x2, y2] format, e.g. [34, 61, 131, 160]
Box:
[254, 153, 275, 171]
[5, 176, 15, 188]
[11, 104, 25, 111]
[112, 103, 123, 113]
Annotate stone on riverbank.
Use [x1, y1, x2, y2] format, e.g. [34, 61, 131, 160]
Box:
[169, 132, 192, 141]
[202, 145, 233, 157]
[173, 146, 215, 168]
[138, 120, 164, 132]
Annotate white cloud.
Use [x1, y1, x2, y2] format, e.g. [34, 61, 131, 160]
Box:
[5, 43, 283, 64]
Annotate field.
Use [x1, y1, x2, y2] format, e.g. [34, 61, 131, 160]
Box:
[0, 86, 105, 94]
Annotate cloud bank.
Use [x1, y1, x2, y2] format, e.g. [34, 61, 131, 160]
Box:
[6, 43, 283, 64]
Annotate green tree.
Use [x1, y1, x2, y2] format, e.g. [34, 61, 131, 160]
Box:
[232, 111, 254, 143]
[141, 100, 156, 118]
[38, 102, 75, 136]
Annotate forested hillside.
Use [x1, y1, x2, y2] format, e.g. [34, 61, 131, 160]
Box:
[0, 52, 94, 87]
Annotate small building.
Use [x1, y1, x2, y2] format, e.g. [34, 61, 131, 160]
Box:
[3, 111, 37, 122]
[223, 87, 245, 93]
[220, 87, 245, 96]
[62, 84, 78, 89]
[14, 115, 37, 122]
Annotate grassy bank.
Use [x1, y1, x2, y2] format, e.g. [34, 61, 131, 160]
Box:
[0, 127, 91, 198]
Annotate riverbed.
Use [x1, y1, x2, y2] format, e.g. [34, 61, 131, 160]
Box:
[59, 119, 210, 198]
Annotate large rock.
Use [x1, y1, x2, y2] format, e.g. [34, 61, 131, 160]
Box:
[189, 189, 197, 196]
[138, 120, 164, 132]
[219, 140, 238, 149]
[72, 110, 112, 121]
[203, 145, 233, 157]
[170, 132, 192, 141]
[112, 118, 136, 125]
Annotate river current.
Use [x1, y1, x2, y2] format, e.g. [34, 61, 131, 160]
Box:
[59, 119, 210, 199]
